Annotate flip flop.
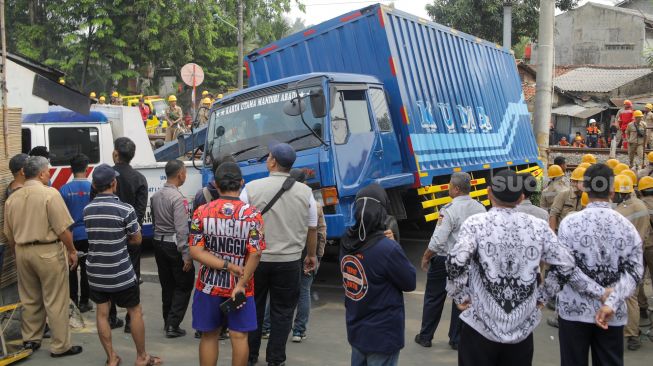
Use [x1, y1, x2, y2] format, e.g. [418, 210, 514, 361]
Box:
[141, 355, 162, 366]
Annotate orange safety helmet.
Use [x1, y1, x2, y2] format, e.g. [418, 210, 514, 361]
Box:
[624, 99, 633, 106]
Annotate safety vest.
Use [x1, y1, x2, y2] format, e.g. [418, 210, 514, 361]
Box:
[620, 110, 634, 131]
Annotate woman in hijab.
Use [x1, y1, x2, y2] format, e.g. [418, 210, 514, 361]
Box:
[340, 183, 416, 366]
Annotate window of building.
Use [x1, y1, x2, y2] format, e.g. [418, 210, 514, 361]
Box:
[48, 127, 100, 166]
[604, 44, 635, 51]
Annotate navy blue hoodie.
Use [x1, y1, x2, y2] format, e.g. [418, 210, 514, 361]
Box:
[340, 237, 417, 354]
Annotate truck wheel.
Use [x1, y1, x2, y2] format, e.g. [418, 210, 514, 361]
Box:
[385, 215, 400, 244]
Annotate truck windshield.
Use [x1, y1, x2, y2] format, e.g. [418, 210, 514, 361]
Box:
[206, 87, 324, 163]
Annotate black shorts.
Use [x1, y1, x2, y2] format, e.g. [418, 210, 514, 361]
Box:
[89, 285, 140, 308]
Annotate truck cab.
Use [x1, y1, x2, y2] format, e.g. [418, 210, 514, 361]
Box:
[204, 73, 414, 239]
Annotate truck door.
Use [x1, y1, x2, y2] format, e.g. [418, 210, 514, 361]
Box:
[368, 87, 403, 176]
[330, 86, 384, 196]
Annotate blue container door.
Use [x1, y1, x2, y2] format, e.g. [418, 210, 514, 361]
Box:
[330, 86, 384, 197]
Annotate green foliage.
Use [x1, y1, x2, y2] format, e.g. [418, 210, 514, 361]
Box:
[426, 0, 578, 46]
[6, 0, 302, 95]
[513, 36, 531, 59]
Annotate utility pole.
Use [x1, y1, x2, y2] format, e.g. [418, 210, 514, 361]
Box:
[503, 1, 512, 49]
[1, 0, 8, 156]
[533, 0, 554, 168]
[237, 0, 244, 90]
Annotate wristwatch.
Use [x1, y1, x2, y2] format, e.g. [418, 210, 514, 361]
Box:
[222, 258, 230, 271]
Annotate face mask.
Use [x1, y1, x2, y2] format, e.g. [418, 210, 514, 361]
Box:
[354, 196, 381, 242]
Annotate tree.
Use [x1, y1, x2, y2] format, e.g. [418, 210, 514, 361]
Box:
[425, 0, 578, 46]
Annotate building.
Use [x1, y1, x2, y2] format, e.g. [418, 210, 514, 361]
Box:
[550, 66, 653, 142]
[617, 0, 653, 15]
[554, 2, 653, 66]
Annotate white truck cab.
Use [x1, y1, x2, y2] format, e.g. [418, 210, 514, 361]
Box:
[21, 105, 202, 238]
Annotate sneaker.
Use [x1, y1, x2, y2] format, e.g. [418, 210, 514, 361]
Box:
[546, 317, 559, 328]
[414, 334, 432, 348]
[291, 333, 306, 343]
[627, 336, 641, 351]
[109, 318, 124, 330]
[262, 331, 270, 339]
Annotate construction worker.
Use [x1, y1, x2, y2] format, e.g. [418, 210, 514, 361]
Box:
[540, 164, 569, 212]
[622, 169, 638, 189]
[626, 110, 647, 168]
[165, 95, 183, 142]
[638, 152, 653, 179]
[198, 98, 211, 127]
[581, 153, 597, 165]
[89, 92, 97, 99]
[614, 162, 630, 175]
[616, 100, 635, 148]
[58, 77, 65, 85]
[645, 103, 653, 148]
[613, 174, 649, 351]
[636, 176, 653, 329]
[549, 166, 585, 232]
[606, 158, 620, 171]
[98, 96, 106, 105]
[578, 162, 591, 169]
[110, 91, 122, 106]
[586, 119, 600, 148]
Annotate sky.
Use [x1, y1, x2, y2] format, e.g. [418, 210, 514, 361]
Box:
[287, 0, 620, 27]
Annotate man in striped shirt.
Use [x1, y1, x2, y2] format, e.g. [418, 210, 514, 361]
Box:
[84, 164, 161, 366]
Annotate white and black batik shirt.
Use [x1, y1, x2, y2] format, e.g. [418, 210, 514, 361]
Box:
[552, 201, 643, 326]
[446, 207, 600, 344]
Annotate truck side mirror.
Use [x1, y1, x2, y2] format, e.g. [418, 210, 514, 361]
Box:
[310, 88, 326, 118]
[283, 96, 306, 116]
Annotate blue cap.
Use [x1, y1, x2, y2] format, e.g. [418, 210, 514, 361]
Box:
[268, 141, 296, 168]
[92, 164, 120, 186]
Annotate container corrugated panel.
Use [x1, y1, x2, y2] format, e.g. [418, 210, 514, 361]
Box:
[246, 4, 539, 186]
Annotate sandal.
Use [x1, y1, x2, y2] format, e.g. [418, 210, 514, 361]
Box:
[106, 356, 121, 366]
[139, 355, 162, 366]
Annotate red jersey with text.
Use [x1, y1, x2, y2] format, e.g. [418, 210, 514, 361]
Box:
[189, 198, 265, 297]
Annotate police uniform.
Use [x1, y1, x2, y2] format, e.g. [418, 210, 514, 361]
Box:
[549, 188, 582, 231]
[614, 195, 651, 341]
[3, 180, 74, 354]
[150, 182, 194, 333]
[198, 107, 210, 127]
[540, 177, 569, 212]
[646, 111, 653, 148]
[165, 105, 184, 142]
[637, 165, 653, 180]
[416, 195, 486, 347]
[638, 196, 653, 318]
[626, 119, 647, 167]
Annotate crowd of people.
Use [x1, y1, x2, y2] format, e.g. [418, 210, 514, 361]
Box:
[2, 136, 652, 366]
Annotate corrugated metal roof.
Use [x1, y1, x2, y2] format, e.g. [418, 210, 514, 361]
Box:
[551, 104, 606, 118]
[554, 67, 653, 92]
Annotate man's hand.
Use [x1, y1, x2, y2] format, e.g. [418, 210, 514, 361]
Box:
[231, 285, 247, 309]
[68, 250, 78, 271]
[537, 302, 544, 310]
[227, 263, 244, 278]
[456, 300, 471, 311]
[600, 288, 614, 303]
[421, 249, 434, 272]
[383, 230, 395, 241]
[183, 259, 193, 272]
[595, 305, 614, 330]
[304, 255, 317, 275]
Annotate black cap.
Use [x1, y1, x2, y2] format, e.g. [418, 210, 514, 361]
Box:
[92, 164, 120, 186]
[268, 141, 296, 168]
[491, 169, 523, 203]
[215, 162, 242, 183]
[9, 153, 28, 174]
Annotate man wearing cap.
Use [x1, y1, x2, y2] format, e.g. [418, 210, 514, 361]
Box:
[7, 153, 28, 197]
[616, 100, 634, 148]
[84, 164, 161, 366]
[645, 103, 653, 149]
[446, 169, 588, 366]
[150, 160, 194, 338]
[415, 172, 486, 350]
[198, 98, 211, 127]
[242, 142, 318, 366]
[586, 119, 600, 148]
[165, 95, 183, 142]
[626, 110, 647, 168]
[4, 156, 82, 357]
[549, 167, 586, 232]
[636, 177, 653, 330]
[541, 165, 569, 212]
[637, 152, 653, 179]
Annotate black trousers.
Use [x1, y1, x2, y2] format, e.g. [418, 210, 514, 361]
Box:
[69, 239, 90, 305]
[417, 256, 461, 344]
[459, 323, 533, 366]
[109, 243, 142, 323]
[248, 260, 301, 364]
[153, 240, 195, 328]
[559, 317, 624, 366]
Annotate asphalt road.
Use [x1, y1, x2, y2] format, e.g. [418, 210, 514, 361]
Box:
[23, 236, 653, 365]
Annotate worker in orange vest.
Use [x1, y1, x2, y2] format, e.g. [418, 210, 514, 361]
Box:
[586, 119, 601, 148]
[616, 100, 635, 149]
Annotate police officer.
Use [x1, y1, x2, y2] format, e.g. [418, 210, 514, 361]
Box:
[540, 164, 569, 212]
[613, 174, 650, 351]
[4, 156, 83, 357]
[150, 160, 194, 338]
[549, 167, 585, 232]
[637, 177, 653, 329]
[637, 152, 653, 179]
[415, 172, 486, 350]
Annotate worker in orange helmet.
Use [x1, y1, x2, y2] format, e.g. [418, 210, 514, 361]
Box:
[615, 100, 634, 149]
[626, 110, 647, 168]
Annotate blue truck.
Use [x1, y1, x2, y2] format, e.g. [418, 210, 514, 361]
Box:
[202, 4, 541, 241]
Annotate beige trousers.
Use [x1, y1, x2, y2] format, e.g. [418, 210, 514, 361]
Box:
[638, 246, 653, 309]
[628, 143, 644, 167]
[625, 290, 641, 337]
[15, 243, 71, 353]
[165, 125, 179, 142]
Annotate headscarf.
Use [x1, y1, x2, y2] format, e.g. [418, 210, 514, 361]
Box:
[341, 183, 389, 254]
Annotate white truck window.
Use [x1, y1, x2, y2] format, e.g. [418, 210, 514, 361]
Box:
[331, 89, 373, 145]
[369, 88, 393, 132]
[48, 127, 100, 166]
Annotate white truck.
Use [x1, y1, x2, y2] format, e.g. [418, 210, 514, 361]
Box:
[21, 105, 203, 238]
